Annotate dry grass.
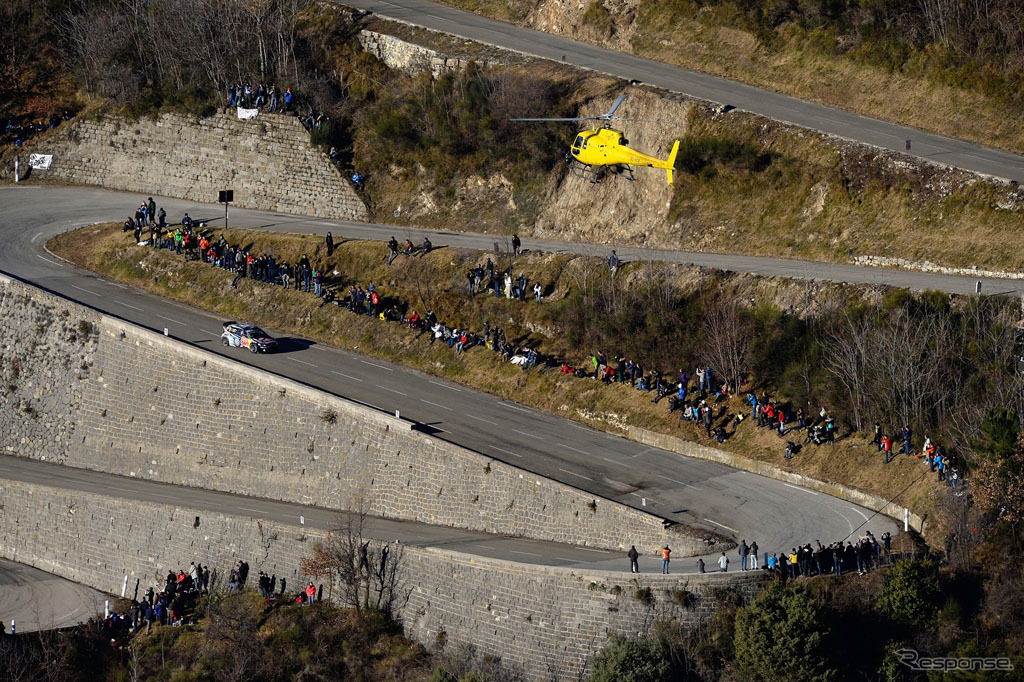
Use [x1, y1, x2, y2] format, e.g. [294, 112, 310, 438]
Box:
[439, 0, 1024, 154]
[50, 223, 944, 533]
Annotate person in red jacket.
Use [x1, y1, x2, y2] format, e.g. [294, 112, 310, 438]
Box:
[305, 581, 316, 605]
[882, 434, 893, 463]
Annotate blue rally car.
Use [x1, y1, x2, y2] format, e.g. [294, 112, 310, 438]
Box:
[221, 321, 278, 353]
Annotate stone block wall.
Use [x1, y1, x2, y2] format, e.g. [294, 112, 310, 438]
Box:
[0, 275, 100, 462]
[26, 112, 366, 221]
[0, 275, 702, 554]
[0, 478, 767, 681]
[358, 30, 500, 77]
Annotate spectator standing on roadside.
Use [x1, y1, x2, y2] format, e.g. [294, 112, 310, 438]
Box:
[628, 545, 639, 573]
[660, 545, 671, 574]
[739, 539, 749, 570]
[511, 234, 521, 257]
[750, 541, 759, 569]
[326, 232, 334, 256]
[697, 557, 705, 573]
[718, 552, 729, 572]
[608, 250, 618, 277]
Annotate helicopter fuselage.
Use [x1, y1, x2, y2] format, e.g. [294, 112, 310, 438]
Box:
[571, 128, 673, 173]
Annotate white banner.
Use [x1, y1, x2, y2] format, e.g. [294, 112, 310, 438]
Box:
[28, 154, 52, 169]
[236, 107, 259, 120]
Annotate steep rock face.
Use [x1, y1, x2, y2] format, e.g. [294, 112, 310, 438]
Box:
[534, 92, 692, 247]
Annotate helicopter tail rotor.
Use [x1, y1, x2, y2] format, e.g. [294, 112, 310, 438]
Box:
[666, 139, 680, 184]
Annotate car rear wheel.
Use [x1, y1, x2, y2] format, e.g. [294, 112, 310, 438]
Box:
[221, 337, 229, 346]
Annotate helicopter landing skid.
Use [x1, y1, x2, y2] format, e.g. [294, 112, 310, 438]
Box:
[567, 157, 635, 184]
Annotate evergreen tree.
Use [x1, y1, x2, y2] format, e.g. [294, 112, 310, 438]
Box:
[734, 582, 837, 682]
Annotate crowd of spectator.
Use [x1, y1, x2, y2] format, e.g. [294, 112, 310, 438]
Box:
[98, 555, 326, 647]
[696, 530, 900, 579]
[3, 112, 73, 147]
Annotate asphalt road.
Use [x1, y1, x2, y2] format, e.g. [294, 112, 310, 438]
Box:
[0, 185, 902, 563]
[0, 557, 108, 633]
[340, 0, 1024, 183]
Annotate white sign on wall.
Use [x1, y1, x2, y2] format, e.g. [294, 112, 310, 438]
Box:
[28, 154, 53, 169]
[236, 107, 259, 120]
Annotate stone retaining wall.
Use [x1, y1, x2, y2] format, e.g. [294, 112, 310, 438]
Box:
[0, 274, 702, 554]
[358, 29, 501, 77]
[22, 112, 366, 221]
[0, 478, 766, 680]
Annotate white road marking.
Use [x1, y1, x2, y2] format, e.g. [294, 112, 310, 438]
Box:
[200, 329, 220, 336]
[238, 507, 264, 514]
[331, 371, 363, 382]
[511, 428, 541, 440]
[421, 399, 451, 411]
[114, 300, 143, 311]
[576, 547, 612, 554]
[287, 357, 318, 368]
[468, 414, 497, 425]
[558, 443, 588, 455]
[429, 380, 461, 392]
[31, 232, 42, 243]
[600, 456, 625, 466]
[558, 468, 593, 481]
[849, 507, 870, 521]
[36, 255, 63, 266]
[784, 483, 819, 495]
[157, 315, 184, 325]
[475, 545, 497, 550]
[309, 345, 330, 352]
[361, 360, 393, 371]
[490, 446, 523, 458]
[509, 550, 542, 557]
[71, 284, 99, 296]
[379, 385, 407, 396]
[555, 557, 577, 563]
[501, 402, 532, 414]
[831, 508, 854, 534]
[704, 518, 739, 533]
[658, 474, 687, 486]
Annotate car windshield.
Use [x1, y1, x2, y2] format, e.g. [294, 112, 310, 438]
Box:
[246, 327, 268, 338]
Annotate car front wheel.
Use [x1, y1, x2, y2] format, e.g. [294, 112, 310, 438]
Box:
[249, 343, 258, 353]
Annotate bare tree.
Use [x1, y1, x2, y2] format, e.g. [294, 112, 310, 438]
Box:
[697, 297, 754, 391]
[300, 501, 408, 617]
[820, 310, 874, 432]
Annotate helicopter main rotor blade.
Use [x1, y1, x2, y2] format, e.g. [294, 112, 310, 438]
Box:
[603, 94, 627, 119]
[509, 116, 596, 122]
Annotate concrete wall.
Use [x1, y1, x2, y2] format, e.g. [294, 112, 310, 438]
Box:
[0, 274, 703, 554]
[0, 478, 767, 680]
[22, 112, 366, 221]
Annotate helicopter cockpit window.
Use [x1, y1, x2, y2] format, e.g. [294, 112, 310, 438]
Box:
[573, 135, 583, 149]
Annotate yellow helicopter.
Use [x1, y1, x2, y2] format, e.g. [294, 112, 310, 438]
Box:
[512, 95, 680, 184]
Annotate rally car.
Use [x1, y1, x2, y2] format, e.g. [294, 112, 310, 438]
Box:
[221, 321, 278, 353]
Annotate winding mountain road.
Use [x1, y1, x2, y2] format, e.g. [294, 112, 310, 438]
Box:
[340, 0, 1024, 183]
[0, 185, 904, 569]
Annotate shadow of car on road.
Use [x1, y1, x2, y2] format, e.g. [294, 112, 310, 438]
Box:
[274, 337, 317, 354]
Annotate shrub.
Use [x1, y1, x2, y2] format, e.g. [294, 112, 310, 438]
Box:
[588, 634, 670, 682]
[878, 558, 940, 626]
[734, 582, 838, 681]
